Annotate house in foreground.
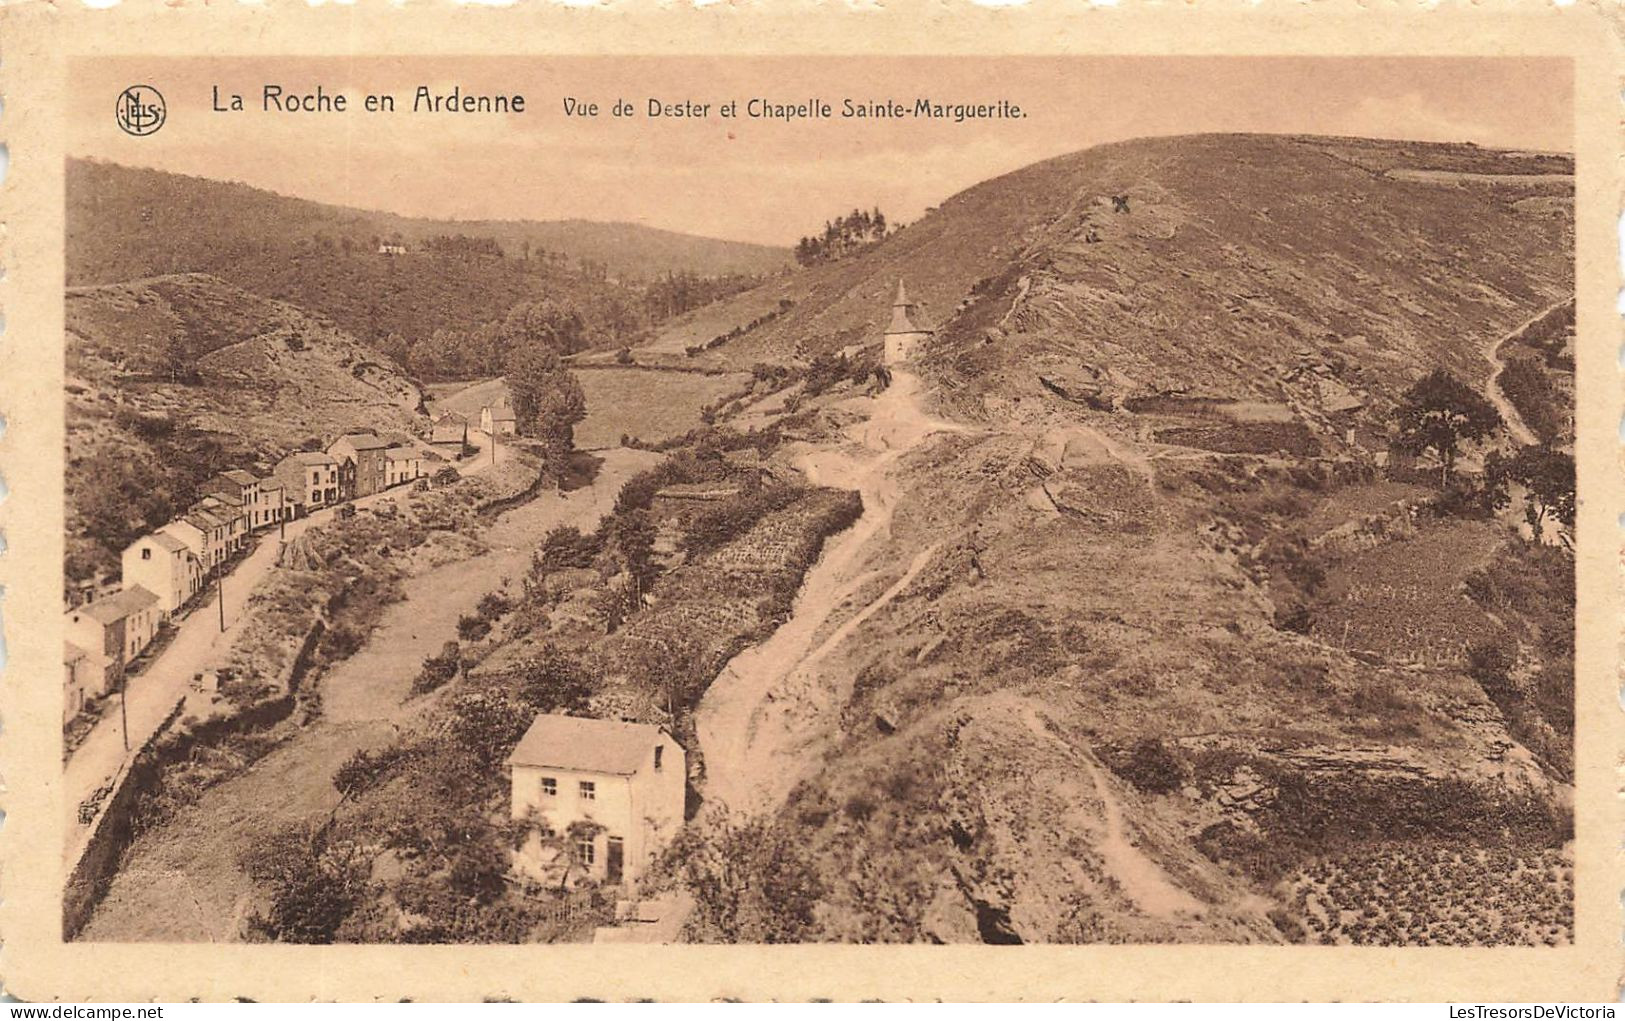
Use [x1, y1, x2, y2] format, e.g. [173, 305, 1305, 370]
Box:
[508, 715, 686, 885]
[384, 446, 424, 488]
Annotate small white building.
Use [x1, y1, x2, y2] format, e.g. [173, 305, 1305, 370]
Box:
[121, 531, 203, 617]
[507, 715, 686, 886]
[64, 642, 92, 723]
[383, 446, 424, 488]
[63, 585, 161, 695]
[883, 279, 932, 366]
[480, 404, 518, 436]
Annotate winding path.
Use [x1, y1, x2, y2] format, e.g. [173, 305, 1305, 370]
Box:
[696, 366, 962, 819]
[1486, 299, 1571, 448]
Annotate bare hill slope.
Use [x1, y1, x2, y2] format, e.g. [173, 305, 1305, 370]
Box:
[676, 135, 1574, 944]
[66, 274, 424, 581]
[649, 134, 1571, 408]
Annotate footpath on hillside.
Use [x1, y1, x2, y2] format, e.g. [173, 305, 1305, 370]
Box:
[696, 366, 965, 819]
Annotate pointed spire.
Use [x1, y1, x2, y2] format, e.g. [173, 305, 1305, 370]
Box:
[885, 278, 927, 336]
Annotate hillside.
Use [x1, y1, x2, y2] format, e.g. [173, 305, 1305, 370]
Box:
[66, 160, 788, 355]
[66, 274, 425, 581]
[651, 135, 1575, 942]
[647, 135, 1570, 406]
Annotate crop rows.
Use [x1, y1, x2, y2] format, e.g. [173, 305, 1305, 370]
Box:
[1281, 846, 1571, 946]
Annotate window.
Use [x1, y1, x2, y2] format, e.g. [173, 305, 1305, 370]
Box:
[312, 471, 320, 485]
[654, 745, 664, 771]
[141, 548, 152, 561]
[541, 777, 557, 797]
[579, 781, 596, 800]
[575, 837, 596, 865]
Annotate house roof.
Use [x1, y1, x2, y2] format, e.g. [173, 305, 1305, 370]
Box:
[220, 469, 259, 485]
[75, 585, 160, 625]
[186, 505, 237, 530]
[336, 433, 391, 451]
[259, 478, 284, 491]
[506, 714, 671, 775]
[885, 278, 930, 336]
[128, 532, 190, 555]
[205, 490, 244, 507]
[430, 424, 467, 443]
[288, 451, 337, 466]
[65, 641, 88, 664]
[384, 446, 420, 459]
[485, 405, 517, 422]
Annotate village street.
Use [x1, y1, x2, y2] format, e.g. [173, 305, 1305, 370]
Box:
[63, 432, 509, 861]
[78, 445, 655, 940]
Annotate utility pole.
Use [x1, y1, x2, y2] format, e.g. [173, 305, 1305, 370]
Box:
[119, 664, 130, 752]
[217, 566, 226, 633]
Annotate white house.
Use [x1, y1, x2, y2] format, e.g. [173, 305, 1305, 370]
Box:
[384, 446, 424, 488]
[121, 531, 203, 616]
[64, 641, 92, 723]
[274, 451, 341, 515]
[507, 715, 686, 885]
[480, 404, 518, 436]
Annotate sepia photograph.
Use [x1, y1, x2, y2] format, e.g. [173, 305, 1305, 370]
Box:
[49, 53, 1582, 951]
[0, 5, 1616, 998]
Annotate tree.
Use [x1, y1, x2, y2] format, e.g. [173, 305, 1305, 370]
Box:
[605, 508, 657, 607]
[499, 300, 586, 356]
[1392, 369, 1503, 484]
[442, 691, 530, 767]
[516, 645, 593, 715]
[1490, 444, 1576, 544]
[503, 343, 586, 485]
[241, 825, 370, 943]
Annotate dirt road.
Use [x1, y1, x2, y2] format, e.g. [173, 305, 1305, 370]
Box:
[61, 474, 464, 860]
[696, 367, 962, 818]
[1486, 299, 1570, 448]
[78, 447, 656, 941]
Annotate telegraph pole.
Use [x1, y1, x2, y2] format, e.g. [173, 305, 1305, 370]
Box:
[217, 565, 226, 633]
[119, 665, 130, 752]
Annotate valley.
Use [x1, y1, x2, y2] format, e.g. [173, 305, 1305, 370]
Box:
[66, 133, 1575, 947]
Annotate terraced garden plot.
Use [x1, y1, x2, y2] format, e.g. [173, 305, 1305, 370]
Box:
[1281, 846, 1572, 946]
[1308, 520, 1501, 668]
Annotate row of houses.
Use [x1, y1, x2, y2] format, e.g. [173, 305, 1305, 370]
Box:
[65, 431, 439, 724]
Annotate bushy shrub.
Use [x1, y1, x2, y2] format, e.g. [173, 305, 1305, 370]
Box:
[242, 825, 370, 944]
[676, 813, 824, 943]
[411, 640, 462, 695]
[682, 485, 802, 555]
[537, 525, 600, 571]
[457, 614, 492, 642]
[1114, 737, 1186, 794]
[477, 592, 512, 621]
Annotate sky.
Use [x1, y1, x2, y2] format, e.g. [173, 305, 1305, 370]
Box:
[73, 56, 1572, 247]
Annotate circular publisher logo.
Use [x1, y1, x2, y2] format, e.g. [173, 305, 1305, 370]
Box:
[115, 86, 166, 137]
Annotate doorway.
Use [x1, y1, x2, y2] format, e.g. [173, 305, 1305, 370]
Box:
[606, 836, 624, 884]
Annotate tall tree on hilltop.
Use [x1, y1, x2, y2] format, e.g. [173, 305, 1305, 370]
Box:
[1393, 369, 1503, 484]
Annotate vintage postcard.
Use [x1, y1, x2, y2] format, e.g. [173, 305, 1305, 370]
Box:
[0, 0, 1619, 1003]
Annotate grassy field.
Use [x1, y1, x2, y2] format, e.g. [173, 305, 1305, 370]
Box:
[433, 368, 751, 450]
